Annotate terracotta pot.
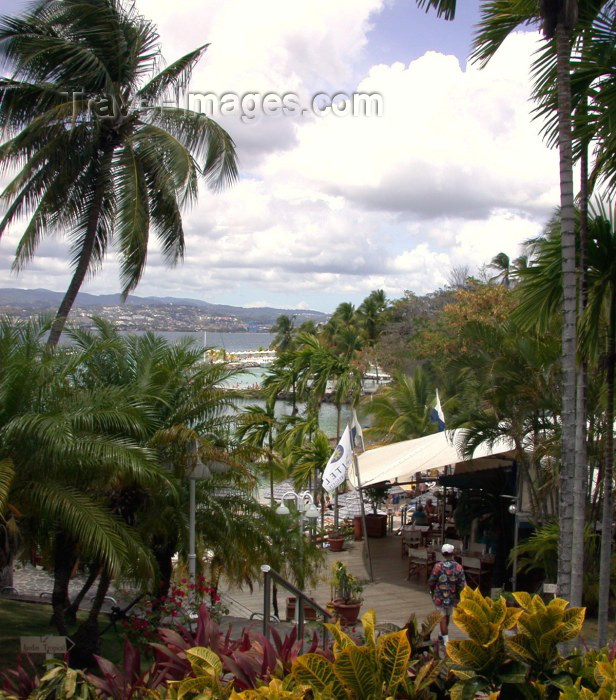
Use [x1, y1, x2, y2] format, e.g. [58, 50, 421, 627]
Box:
[285, 596, 318, 621]
[332, 599, 362, 625]
[353, 515, 363, 540]
[328, 536, 345, 552]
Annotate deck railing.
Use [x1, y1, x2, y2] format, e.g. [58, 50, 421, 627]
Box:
[260, 565, 330, 653]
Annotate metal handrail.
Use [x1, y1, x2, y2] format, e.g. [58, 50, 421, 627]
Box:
[260, 565, 331, 653]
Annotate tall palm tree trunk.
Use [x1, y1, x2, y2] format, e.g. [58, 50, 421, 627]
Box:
[555, 19, 578, 603]
[70, 568, 112, 668]
[47, 147, 116, 347]
[51, 531, 77, 635]
[65, 563, 101, 624]
[598, 290, 615, 646]
[0, 551, 16, 592]
[571, 132, 589, 608]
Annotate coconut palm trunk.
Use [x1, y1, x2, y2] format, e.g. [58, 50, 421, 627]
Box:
[51, 532, 78, 635]
[554, 16, 578, 604]
[598, 288, 615, 646]
[47, 147, 116, 347]
[571, 121, 590, 608]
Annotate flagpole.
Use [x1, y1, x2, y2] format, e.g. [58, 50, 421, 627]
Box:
[352, 450, 374, 582]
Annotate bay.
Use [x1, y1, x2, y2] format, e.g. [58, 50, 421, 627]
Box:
[119, 330, 275, 352]
[68, 329, 358, 439]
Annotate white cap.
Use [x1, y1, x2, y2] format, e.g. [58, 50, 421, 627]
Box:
[441, 543, 455, 554]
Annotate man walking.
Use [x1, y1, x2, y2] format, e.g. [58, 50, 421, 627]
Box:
[428, 543, 466, 646]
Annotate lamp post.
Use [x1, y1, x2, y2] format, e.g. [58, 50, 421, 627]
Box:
[276, 491, 319, 592]
[186, 438, 230, 608]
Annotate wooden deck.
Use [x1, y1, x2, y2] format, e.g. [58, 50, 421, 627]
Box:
[222, 533, 464, 639]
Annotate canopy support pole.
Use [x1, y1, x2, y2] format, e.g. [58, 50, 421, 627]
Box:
[353, 452, 374, 582]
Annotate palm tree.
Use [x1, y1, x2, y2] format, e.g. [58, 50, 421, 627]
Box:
[488, 253, 511, 288]
[417, 0, 616, 608]
[472, 0, 581, 605]
[235, 399, 284, 506]
[0, 318, 159, 637]
[575, 202, 616, 645]
[0, 0, 237, 346]
[361, 368, 439, 444]
[516, 202, 616, 642]
[270, 315, 297, 353]
[358, 289, 389, 382]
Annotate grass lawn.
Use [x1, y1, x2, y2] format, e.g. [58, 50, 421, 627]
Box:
[0, 599, 125, 672]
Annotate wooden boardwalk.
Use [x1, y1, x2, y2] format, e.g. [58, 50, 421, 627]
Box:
[222, 533, 464, 639]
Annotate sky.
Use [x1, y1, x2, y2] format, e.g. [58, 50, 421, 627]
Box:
[0, 0, 559, 313]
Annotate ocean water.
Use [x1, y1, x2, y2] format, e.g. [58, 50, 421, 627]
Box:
[68, 329, 359, 439]
[120, 330, 275, 352]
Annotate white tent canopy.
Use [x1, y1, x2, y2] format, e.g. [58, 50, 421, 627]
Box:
[351, 430, 515, 488]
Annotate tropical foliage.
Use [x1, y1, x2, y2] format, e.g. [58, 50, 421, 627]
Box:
[0, 318, 323, 664]
[0, 0, 237, 345]
[3, 597, 609, 699]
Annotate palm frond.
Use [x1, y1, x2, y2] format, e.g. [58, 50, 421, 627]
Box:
[114, 142, 151, 295]
[415, 0, 457, 21]
[136, 43, 210, 102]
[0, 457, 15, 512]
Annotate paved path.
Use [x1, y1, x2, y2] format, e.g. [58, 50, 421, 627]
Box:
[221, 533, 465, 639]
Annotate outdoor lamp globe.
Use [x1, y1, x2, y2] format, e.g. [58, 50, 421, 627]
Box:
[276, 503, 290, 516]
[305, 503, 320, 520]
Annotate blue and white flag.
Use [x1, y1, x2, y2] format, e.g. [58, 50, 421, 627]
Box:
[430, 390, 445, 432]
[322, 426, 353, 493]
[351, 409, 365, 453]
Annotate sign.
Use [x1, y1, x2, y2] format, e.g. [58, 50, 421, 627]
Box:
[542, 583, 558, 595]
[20, 636, 68, 655]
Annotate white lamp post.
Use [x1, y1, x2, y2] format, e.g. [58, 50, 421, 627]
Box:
[276, 491, 319, 592]
[187, 440, 210, 607]
[186, 438, 230, 607]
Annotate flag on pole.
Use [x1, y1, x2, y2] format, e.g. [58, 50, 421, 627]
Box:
[430, 390, 446, 431]
[351, 409, 365, 453]
[322, 426, 353, 493]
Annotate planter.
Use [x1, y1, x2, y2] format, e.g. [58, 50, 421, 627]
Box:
[328, 536, 345, 552]
[285, 596, 318, 621]
[353, 515, 363, 541]
[365, 513, 387, 538]
[331, 598, 362, 625]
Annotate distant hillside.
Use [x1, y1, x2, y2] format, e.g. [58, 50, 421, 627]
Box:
[0, 287, 328, 329]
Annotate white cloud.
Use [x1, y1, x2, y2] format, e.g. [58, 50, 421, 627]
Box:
[261, 32, 558, 222]
[0, 8, 561, 312]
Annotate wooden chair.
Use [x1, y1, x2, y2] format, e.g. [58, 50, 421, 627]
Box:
[461, 556, 483, 590]
[407, 549, 434, 583]
[401, 528, 422, 557]
[426, 531, 442, 549]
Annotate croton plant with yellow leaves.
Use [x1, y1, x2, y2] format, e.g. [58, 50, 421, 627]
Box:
[447, 588, 585, 700]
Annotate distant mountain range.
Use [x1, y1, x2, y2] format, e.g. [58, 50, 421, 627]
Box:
[0, 288, 328, 329]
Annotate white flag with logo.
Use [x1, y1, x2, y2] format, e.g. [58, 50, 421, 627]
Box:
[322, 425, 353, 493]
[351, 409, 365, 453]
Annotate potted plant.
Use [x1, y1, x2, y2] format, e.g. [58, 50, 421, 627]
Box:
[327, 528, 345, 552]
[330, 561, 363, 625]
[363, 485, 389, 537]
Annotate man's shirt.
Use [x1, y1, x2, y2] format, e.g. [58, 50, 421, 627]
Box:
[428, 559, 466, 607]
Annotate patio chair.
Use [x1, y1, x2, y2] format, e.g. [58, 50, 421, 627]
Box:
[425, 531, 442, 549]
[461, 556, 483, 590]
[401, 528, 422, 557]
[407, 548, 434, 583]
